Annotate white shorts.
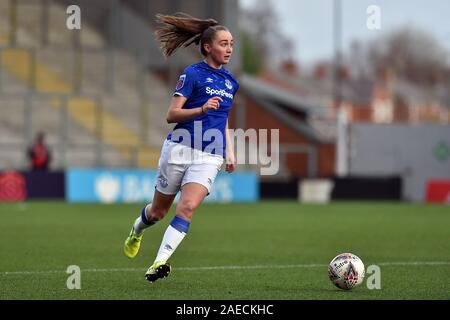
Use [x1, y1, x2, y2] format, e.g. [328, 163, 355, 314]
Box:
[155, 140, 224, 195]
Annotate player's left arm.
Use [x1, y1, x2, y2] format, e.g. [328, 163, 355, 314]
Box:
[225, 120, 236, 173]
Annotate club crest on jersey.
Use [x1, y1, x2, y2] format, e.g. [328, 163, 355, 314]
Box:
[176, 74, 186, 90]
[225, 79, 233, 90]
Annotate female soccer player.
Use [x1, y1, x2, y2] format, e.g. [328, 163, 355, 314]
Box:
[123, 13, 239, 282]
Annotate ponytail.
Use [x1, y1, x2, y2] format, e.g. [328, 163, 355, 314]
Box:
[154, 12, 228, 57]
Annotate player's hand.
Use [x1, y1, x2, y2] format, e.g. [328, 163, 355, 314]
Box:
[202, 96, 223, 113]
[225, 152, 236, 173]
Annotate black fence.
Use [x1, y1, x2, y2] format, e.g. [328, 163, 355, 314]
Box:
[0, 171, 402, 201]
[330, 177, 402, 200]
[0, 171, 65, 201]
[261, 176, 402, 201]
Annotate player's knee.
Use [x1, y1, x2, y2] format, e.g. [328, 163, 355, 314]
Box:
[177, 199, 197, 219]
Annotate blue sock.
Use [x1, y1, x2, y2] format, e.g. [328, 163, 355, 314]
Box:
[169, 215, 190, 234]
[140, 206, 155, 226]
[133, 204, 156, 234]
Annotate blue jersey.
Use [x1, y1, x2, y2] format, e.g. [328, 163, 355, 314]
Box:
[167, 61, 239, 157]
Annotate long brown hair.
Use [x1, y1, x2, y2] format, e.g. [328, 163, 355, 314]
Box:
[154, 12, 229, 58]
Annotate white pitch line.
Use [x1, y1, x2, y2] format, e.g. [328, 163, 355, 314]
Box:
[377, 261, 450, 266]
[1, 262, 449, 276]
[177, 263, 327, 271]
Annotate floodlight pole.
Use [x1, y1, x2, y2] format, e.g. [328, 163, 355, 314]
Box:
[333, 0, 349, 177]
[333, 0, 342, 110]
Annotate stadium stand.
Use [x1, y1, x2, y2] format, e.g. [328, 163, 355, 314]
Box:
[0, 0, 178, 169]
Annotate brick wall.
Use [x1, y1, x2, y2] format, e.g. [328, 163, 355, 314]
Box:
[229, 95, 335, 177]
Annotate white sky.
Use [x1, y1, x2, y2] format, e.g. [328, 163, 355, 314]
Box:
[239, 0, 450, 66]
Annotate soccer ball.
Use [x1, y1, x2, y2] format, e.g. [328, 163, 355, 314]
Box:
[328, 253, 365, 290]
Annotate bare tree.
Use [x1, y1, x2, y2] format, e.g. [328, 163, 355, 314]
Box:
[240, 0, 295, 65]
[345, 26, 450, 85]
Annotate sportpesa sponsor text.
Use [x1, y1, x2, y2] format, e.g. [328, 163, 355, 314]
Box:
[205, 87, 233, 99]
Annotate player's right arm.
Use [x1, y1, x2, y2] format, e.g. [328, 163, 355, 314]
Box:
[166, 96, 223, 123]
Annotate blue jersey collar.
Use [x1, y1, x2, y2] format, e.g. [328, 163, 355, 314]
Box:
[200, 60, 227, 73]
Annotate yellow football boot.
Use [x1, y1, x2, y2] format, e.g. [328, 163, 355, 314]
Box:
[123, 228, 143, 259]
[145, 261, 171, 282]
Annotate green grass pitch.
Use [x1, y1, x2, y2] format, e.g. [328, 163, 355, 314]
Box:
[0, 201, 449, 299]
